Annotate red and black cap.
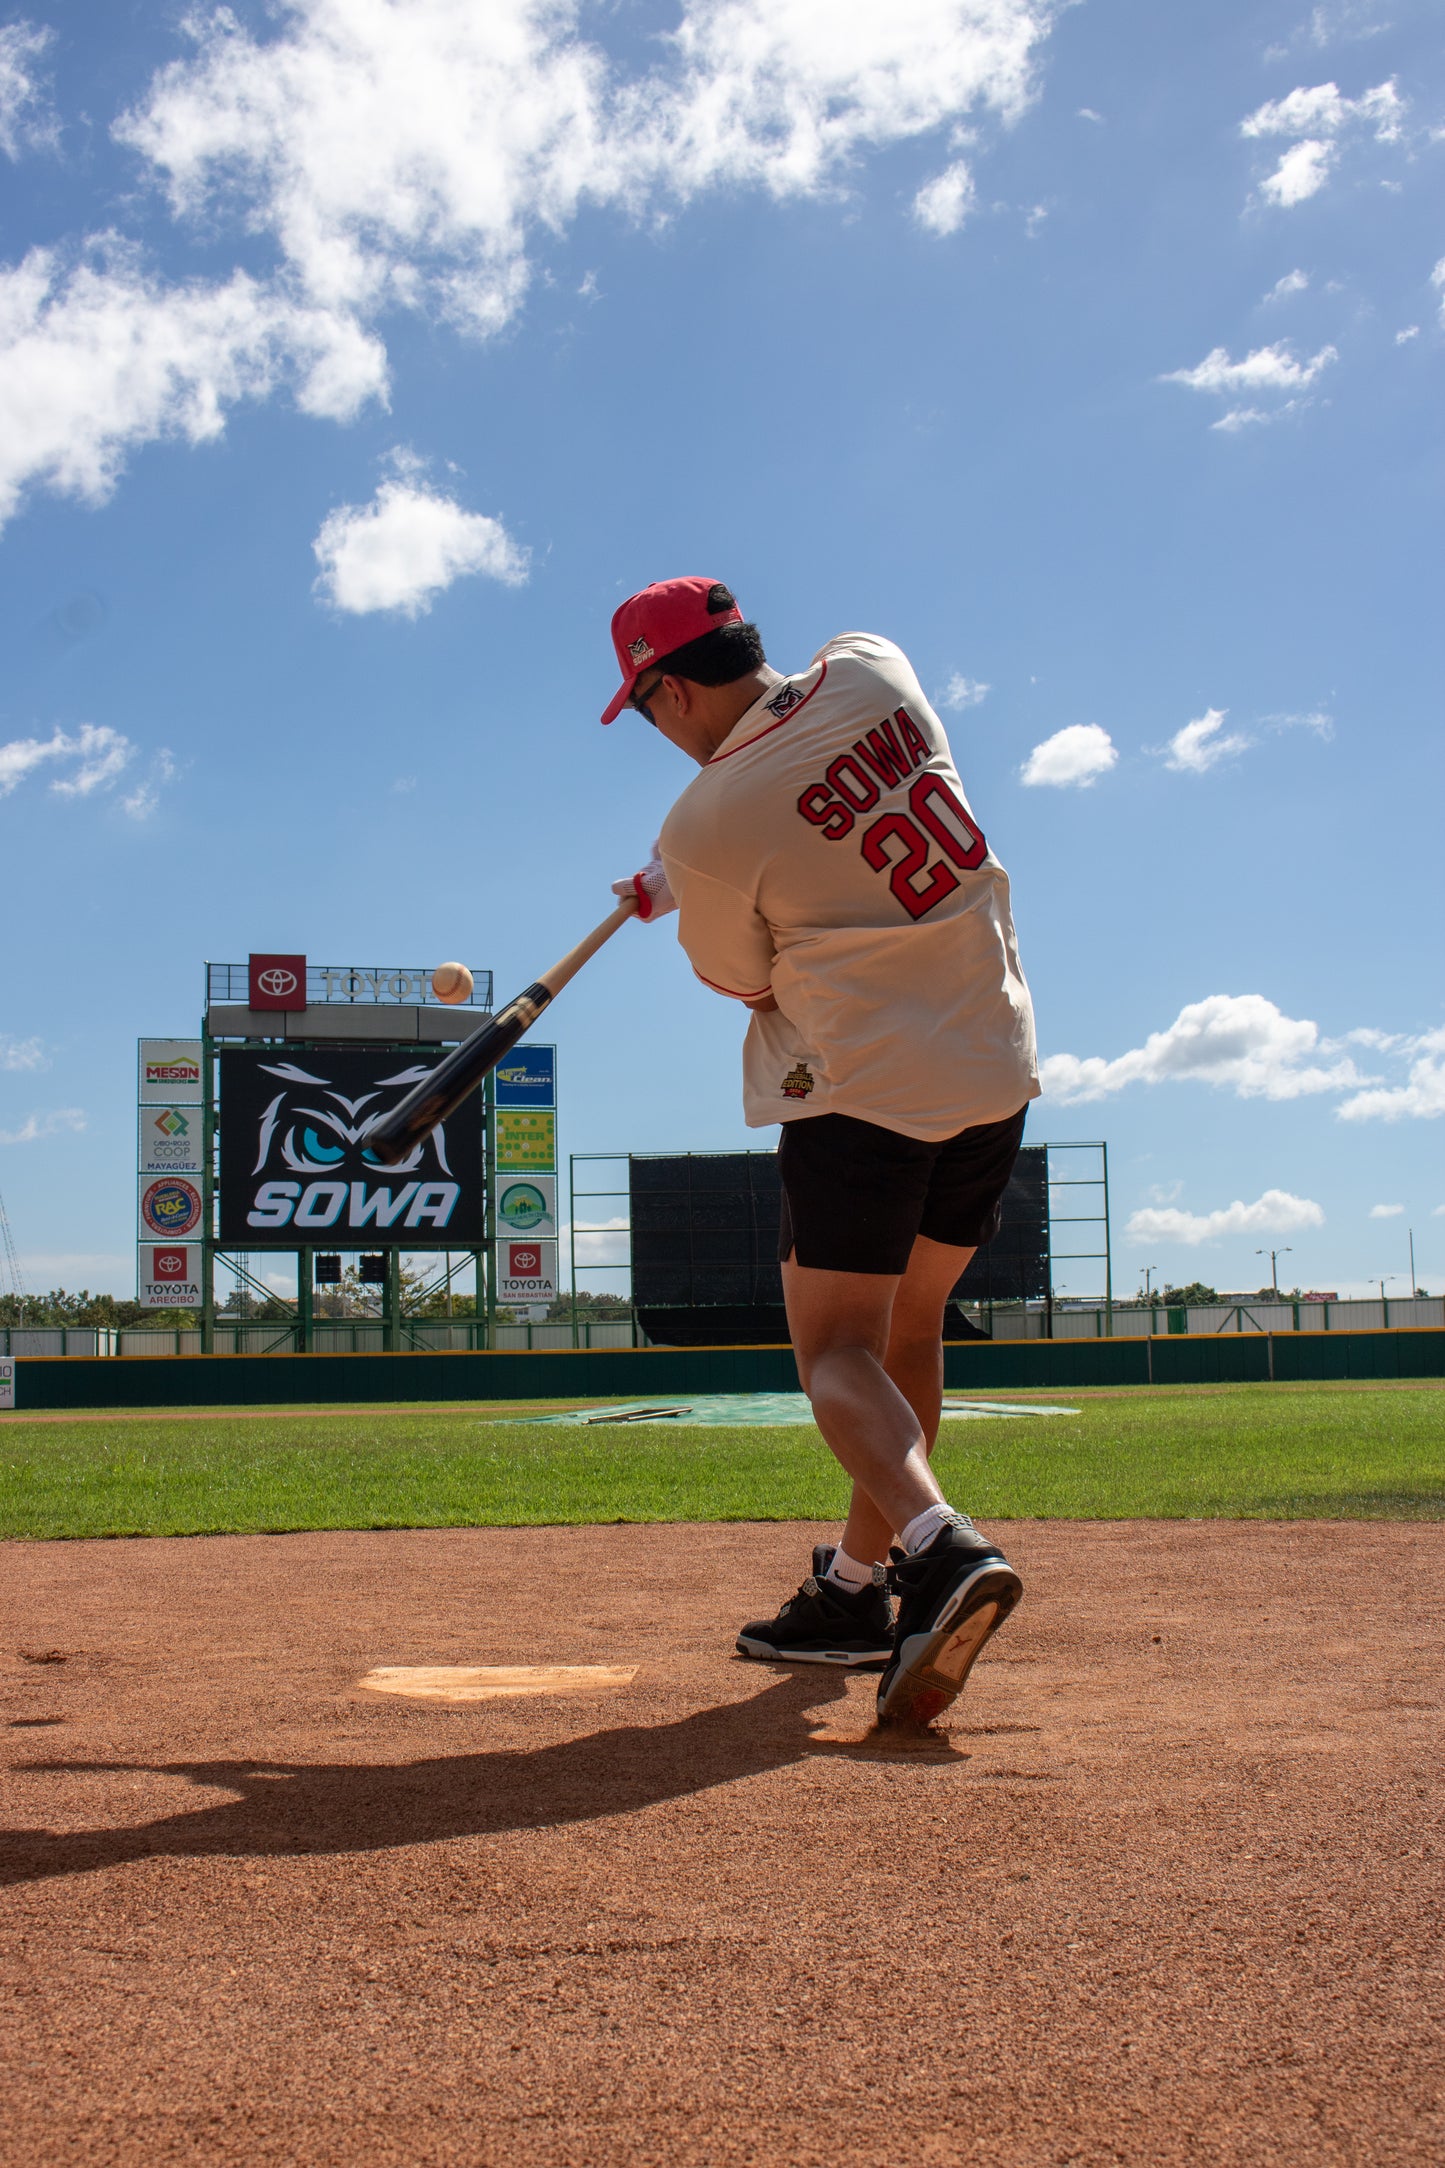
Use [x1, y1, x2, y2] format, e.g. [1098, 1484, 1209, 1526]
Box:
[600, 577, 743, 724]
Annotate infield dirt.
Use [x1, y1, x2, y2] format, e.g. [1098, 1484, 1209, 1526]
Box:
[3, 1520, 1441, 2165]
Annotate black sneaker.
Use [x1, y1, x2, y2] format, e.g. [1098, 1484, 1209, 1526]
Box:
[736, 1545, 894, 1668]
[876, 1517, 1022, 1727]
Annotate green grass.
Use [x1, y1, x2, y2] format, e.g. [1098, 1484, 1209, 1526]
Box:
[1, 1382, 1442, 1539]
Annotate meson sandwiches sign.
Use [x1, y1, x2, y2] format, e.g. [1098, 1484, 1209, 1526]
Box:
[217, 1048, 483, 1246]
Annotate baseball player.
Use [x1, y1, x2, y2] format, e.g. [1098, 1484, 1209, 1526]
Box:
[604, 577, 1039, 1727]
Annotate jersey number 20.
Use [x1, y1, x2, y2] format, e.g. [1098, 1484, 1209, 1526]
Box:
[861, 776, 987, 920]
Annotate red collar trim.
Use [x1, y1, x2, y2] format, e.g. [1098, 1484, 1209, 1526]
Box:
[707, 660, 828, 764]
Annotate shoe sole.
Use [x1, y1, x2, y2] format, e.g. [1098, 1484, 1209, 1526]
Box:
[876, 1561, 1023, 1727]
[735, 1633, 892, 1670]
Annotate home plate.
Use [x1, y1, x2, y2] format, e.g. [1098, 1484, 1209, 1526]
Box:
[357, 1664, 638, 1702]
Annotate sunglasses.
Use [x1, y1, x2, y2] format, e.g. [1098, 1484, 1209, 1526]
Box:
[630, 672, 666, 724]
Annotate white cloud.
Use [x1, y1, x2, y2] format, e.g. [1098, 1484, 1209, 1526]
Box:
[913, 161, 976, 236]
[1434, 257, 1445, 324]
[0, 1, 1059, 531]
[1434, 1205, 1445, 1219]
[121, 748, 179, 820]
[1019, 723, 1116, 789]
[1368, 1203, 1403, 1218]
[1162, 341, 1335, 435]
[1301, 3, 1391, 48]
[0, 20, 54, 159]
[1162, 341, 1336, 396]
[0, 721, 136, 799]
[1243, 77, 1405, 207]
[1241, 78, 1404, 143]
[49, 724, 133, 797]
[1077, 107, 1103, 124]
[1266, 709, 1334, 739]
[1265, 267, 1310, 299]
[941, 673, 989, 710]
[1160, 707, 1251, 774]
[1040, 993, 1369, 1106]
[313, 463, 528, 616]
[1261, 139, 1336, 205]
[121, 0, 1050, 312]
[1337, 1028, 1445, 1122]
[1395, 324, 1419, 343]
[1127, 1189, 1324, 1248]
[0, 1107, 86, 1146]
[0, 1035, 45, 1072]
[0, 244, 388, 531]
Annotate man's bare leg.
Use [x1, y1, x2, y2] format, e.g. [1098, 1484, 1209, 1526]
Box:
[833, 1235, 975, 1566]
[782, 1245, 970, 1549]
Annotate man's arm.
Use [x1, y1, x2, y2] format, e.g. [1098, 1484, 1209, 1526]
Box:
[663, 853, 777, 1007]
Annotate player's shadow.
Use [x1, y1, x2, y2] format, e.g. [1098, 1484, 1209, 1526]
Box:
[0, 1668, 960, 1890]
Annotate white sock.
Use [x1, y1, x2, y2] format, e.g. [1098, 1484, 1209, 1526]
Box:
[823, 1545, 875, 1594]
[900, 1501, 961, 1556]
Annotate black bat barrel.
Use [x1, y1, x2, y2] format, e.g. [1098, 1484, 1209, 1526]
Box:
[366, 983, 552, 1165]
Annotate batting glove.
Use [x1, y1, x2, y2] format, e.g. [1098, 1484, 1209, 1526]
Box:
[611, 845, 677, 922]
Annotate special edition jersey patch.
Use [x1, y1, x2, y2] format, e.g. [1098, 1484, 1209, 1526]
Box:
[781, 1062, 816, 1100]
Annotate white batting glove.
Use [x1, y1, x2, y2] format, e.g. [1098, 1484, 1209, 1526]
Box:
[611, 843, 676, 922]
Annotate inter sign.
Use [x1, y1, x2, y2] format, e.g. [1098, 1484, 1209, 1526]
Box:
[217, 1047, 483, 1246]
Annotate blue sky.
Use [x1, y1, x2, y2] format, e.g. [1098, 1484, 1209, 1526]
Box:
[0, 0, 1440, 1304]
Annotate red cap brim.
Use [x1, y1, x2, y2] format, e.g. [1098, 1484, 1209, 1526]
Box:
[600, 680, 631, 726]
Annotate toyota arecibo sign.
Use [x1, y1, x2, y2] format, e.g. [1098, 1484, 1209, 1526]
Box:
[217, 1047, 483, 1246]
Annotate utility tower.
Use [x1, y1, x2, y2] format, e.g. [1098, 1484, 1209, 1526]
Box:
[0, 1190, 24, 1300]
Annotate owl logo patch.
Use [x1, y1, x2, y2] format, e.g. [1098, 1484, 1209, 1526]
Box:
[780, 1062, 815, 1100]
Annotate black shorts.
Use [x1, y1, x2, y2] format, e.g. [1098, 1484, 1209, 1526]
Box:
[777, 1105, 1029, 1276]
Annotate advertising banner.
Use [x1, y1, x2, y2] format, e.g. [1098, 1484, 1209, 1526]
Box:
[137, 1244, 202, 1307]
[496, 1108, 555, 1172]
[0, 1358, 13, 1411]
[139, 1040, 203, 1104]
[496, 1173, 557, 1237]
[495, 1239, 559, 1308]
[138, 1103, 205, 1174]
[139, 1173, 204, 1241]
[249, 953, 307, 1010]
[495, 1044, 555, 1107]
[217, 1046, 484, 1246]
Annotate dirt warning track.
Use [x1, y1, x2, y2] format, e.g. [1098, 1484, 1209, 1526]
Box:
[3, 1520, 1442, 2166]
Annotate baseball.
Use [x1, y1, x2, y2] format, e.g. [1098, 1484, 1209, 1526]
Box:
[431, 961, 473, 1005]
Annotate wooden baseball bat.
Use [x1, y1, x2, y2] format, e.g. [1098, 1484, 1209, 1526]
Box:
[366, 897, 638, 1165]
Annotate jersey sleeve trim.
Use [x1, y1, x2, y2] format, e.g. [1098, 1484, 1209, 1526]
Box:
[706, 660, 828, 764]
[692, 967, 774, 1001]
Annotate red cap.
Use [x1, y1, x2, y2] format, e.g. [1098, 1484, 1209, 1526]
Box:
[600, 577, 743, 724]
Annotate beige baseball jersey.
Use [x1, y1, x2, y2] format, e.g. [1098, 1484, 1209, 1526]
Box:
[659, 631, 1038, 1141]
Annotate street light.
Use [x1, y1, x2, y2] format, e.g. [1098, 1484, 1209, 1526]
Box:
[1139, 1265, 1159, 1299]
[1255, 1246, 1291, 1295]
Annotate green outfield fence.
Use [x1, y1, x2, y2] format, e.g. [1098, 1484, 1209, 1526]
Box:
[2, 1329, 1442, 1412]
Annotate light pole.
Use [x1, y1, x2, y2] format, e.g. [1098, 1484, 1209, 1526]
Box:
[1255, 1245, 1291, 1295]
[1139, 1265, 1159, 1300]
[1408, 1227, 1417, 1296]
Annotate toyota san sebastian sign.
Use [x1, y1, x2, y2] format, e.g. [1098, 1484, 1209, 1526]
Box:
[249, 953, 307, 1010]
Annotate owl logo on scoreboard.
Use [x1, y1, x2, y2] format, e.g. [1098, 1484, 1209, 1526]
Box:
[217, 1048, 484, 1246]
